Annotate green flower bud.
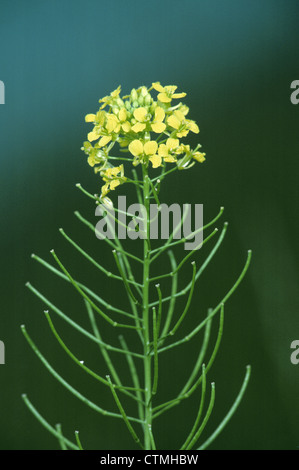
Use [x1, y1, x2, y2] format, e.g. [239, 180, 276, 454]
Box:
[144, 94, 152, 106]
[116, 98, 124, 107]
[130, 88, 138, 102]
[150, 102, 157, 113]
[140, 86, 148, 97]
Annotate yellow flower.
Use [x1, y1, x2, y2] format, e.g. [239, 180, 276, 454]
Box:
[193, 151, 206, 163]
[95, 110, 106, 126]
[176, 144, 206, 169]
[118, 108, 131, 133]
[87, 127, 112, 147]
[131, 106, 166, 134]
[152, 82, 186, 103]
[101, 164, 127, 196]
[158, 138, 179, 163]
[167, 110, 199, 137]
[179, 104, 189, 116]
[99, 86, 121, 109]
[129, 140, 161, 168]
[151, 106, 166, 133]
[105, 114, 121, 134]
[131, 107, 148, 133]
[87, 111, 123, 146]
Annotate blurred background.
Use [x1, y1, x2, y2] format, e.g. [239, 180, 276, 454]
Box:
[0, 0, 299, 450]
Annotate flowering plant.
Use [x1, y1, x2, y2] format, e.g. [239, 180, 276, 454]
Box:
[22, 82, 252, 450]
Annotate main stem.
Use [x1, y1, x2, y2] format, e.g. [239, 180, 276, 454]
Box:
[142, 164, 152, 449]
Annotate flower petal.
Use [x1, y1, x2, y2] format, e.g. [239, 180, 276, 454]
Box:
[172, 92, 186, 99]
[158, 144, 168, 156]
[106, 114, 119, 133]
[118, 108, 127, 122]
[177, 130, 189, 138]
[129, 140, 143, 156]
[166, 138, 179, 150]
[101, 183, 109, 197]
[165, 85, 177, 94]
[167, 114, 181, 129]
[152, 82, 164, 93]
[154, 106, 165, 122]
[88, 130, 99, 142]
[144, 140, 158, 155]
[174, 110, 185, 121]
[193, 152, 206, 162]
[179, 105, 189, 116]
[98, 135, 112, 147]
[157, 92, 171, 103]
[187, 121, 199, 133]
[110, 179, 121, 190]
[121, 121, 131, 133]
[131, 122, 146, 133]
[149, 155, 162, 168]
[134, 107, 147, 122]
[164, 155, 177, 163]
[85, 114, 96, 122]
[96, 111, 106, 125]
[151, 122, 166, 133]
[87, 155, 95, 167]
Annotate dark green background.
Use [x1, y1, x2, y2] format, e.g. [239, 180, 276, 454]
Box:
[1, 0, 299, 450]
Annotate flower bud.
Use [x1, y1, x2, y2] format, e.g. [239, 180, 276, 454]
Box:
[116, 98, 124, 107]
[144, 94, 152, 106]
[100, 196, 114, 210]
[130, 88, 138, 102]
[140, 86, 148, 97]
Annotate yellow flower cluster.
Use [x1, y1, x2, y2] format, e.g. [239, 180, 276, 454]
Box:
[100, 164, 127, 197]
[82, 82, 205, 197]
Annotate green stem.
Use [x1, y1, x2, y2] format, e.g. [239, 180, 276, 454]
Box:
[142, 165, 152, 450]
[55, 424, 68, 450]
[75, 430, 84, 450]
[22, 394, 79, 450]
[197, 365, 251, 450]
[118, 335, 145, 424]
[21, 325, 143, 423]
[152, 307, 159, 396]
[187, 382, 215, 449]
[50, 249, 140, 330]
[25, 283, 144, 359]
[106, 376, 145, 449]
[181, 363, 206, 450]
